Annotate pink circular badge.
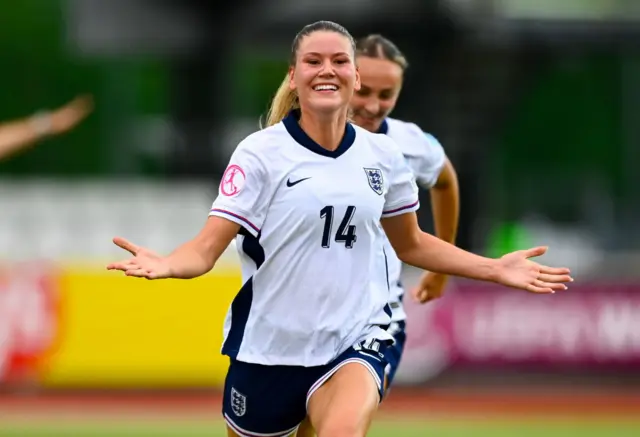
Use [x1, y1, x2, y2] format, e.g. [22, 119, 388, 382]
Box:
[220, 164, 246, 197]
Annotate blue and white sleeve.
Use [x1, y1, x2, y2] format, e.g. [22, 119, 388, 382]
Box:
[209, 141, 270, 237]
[382, 145, 420, 218]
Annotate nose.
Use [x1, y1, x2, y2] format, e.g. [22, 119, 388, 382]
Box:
[319, 59, 336, 77]
[364, 98, 380, 115]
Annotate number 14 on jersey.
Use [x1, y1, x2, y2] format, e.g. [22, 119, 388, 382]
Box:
[320, 206, 357, 249]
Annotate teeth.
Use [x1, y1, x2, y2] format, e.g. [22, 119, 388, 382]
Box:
[314, 85, 337, 91]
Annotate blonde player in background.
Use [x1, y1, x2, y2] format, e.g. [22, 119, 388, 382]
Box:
[295, 33, 461, 437]
[351, 32, 460, 387]
[351, 34, 458, 305]
[0, 95, 93, 162]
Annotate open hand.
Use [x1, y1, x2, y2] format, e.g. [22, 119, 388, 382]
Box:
[494, 246, 572, 293]
[50, 95, 94, 134]
[106, 237, 171, 280]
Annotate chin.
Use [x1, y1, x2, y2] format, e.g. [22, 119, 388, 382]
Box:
[353, 117, 378, 131]
[308, 99, 346, 115]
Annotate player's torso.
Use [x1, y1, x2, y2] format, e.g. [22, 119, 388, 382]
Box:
[239, 121, 394, 365]
[262, 145, 387, 251]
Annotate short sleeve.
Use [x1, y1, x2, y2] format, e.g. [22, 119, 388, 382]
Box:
[382, 146, 420, 218]
[209, 142, 270, 237]
[407, 132, 446, 189]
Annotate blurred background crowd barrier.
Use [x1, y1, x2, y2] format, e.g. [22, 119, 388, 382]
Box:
[2, 0, 640, 393]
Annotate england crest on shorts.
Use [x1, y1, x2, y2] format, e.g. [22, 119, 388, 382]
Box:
[363, 168, 384, 195]
[230, 387, 246, 417]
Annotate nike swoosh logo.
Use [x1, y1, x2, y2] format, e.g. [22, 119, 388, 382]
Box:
[286, 177, 311, 187]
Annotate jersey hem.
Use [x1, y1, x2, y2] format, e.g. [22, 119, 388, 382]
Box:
[230, 332, 395, 367]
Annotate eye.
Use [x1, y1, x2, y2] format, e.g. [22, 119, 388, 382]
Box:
[379, 91, 394, 100]
[335, 59, 349, 65]
[306, 59, 320, 65]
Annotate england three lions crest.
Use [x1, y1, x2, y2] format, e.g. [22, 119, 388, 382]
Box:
[230, 387, 246, 417]
[364, 167, 384, 195]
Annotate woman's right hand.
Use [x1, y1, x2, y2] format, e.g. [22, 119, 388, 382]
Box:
[106, 237, 172, 279]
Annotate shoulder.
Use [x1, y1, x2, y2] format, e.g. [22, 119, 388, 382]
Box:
[386, 117, 442, 147]
[237, 123, 287, 155]
[352, 123, 404, 170]
[385, 117, 444, 158]
[231, 123, 291, 170]
[353, 123, 402, 154]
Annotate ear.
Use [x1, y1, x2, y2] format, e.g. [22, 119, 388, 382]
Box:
[288, 66, 296, 91]
[354, 65, 361, 91]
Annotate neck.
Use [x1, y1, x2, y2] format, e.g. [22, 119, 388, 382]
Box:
[298, 108, 348, 151]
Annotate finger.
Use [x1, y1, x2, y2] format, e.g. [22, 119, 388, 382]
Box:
[106, 258, 137, 269]
[113, 237, 140, 256]
[412, 288, 423, 302]
[534, 280, 567, 291]
[125, 269, 150, 278]
[524, 246, 548, 259]
[539, 265, 572, 277]
[416, 290, 429, 304]
[106, 261, 137, 271]
[526, 284, 555, 294]
[424, 295, 440, 305]
[537, 273, 573, 284]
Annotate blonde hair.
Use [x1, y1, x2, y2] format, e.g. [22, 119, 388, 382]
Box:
[264, 75, 299, 128]
[261, 20, 356, 129]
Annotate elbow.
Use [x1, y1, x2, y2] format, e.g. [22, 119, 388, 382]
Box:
[396, 250, 412, 265]
[192, 236, 218, 272]
[394, 232, 423, 265]
[433, 159, 457, 190]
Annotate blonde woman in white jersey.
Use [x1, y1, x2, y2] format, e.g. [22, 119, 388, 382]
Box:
[107, 21, 572, 437]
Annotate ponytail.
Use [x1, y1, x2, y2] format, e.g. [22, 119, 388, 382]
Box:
[263, 74, 299, 128]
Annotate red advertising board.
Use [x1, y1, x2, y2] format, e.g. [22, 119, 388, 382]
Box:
[396, 281, 640, 384]
[0, 263, 60, 385]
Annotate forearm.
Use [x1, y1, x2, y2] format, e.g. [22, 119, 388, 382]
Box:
[430, 188, 458, 246]
[430, 159, 459, 244]
[0, 116, 49, 160]
[398, 231, 497, 282]
[166, 239, 216, 279]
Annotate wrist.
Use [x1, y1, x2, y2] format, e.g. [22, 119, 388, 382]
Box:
[164, 256, 177, 279]
[29, 111, 53, 137]
[484, 258, 501, 283]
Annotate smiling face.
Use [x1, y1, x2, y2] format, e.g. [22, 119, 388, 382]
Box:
[350, 55, 404, 132]
[288, 30, 360, 116]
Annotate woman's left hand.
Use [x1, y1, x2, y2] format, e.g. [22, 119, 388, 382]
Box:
[494, 246, 572, 293]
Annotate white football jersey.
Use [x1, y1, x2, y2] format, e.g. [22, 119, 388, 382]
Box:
[378, 117, 446, 322]
[209, 111, 420, 367]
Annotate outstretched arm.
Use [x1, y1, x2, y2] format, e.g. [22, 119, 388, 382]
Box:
[0, 95, 93, 161]
[381, 212, 572, 294]
[107, 216, 240, 280]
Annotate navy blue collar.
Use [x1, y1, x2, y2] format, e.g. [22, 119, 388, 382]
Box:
[377, 118, 389, 135]
[282, 110, 356, 159]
